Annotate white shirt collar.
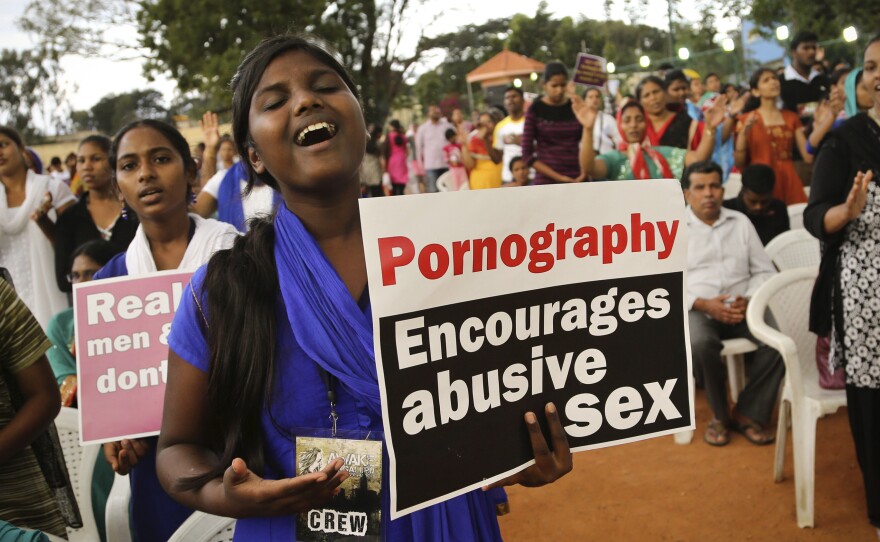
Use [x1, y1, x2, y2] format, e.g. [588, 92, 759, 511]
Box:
[784, 63, 820, 84]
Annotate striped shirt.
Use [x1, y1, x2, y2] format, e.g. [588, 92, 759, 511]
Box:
[0, 280, 67, 537]
[521, 99, 583, 185]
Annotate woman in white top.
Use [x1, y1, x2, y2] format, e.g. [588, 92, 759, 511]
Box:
[585, 87, 621, 155]
[0, 126, 76, 327]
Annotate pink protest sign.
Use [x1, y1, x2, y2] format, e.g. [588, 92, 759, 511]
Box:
[573, 53, 607, 88]
[73, 271, 193, 444]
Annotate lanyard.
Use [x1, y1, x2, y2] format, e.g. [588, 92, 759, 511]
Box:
[317, 368, 339, 437]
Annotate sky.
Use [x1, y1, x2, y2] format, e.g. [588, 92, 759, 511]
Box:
[1, 0, 733, 116]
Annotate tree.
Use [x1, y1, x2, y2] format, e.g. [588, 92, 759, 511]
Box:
[0, 47, 68, 140]
[89, 90, 170, 135]
[20, 0, 432, 125]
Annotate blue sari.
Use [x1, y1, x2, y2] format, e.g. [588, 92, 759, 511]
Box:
[170, 204, 504, 541]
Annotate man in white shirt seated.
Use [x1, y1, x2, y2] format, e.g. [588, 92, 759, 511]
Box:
[683, 160, 784, 447]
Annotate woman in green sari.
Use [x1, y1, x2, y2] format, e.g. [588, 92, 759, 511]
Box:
[577, 100, 724, 181]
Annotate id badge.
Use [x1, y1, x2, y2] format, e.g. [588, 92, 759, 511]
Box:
[295, 430, 384, 542]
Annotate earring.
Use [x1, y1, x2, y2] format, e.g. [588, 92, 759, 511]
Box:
[189, 190, 196, 205]
[121, 207, 128, 221]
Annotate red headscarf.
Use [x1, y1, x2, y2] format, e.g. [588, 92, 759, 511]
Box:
[616, 101, 674, 180]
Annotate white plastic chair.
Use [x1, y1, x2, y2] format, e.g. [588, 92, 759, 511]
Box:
[54, 407, 101, 542]
[674, 337, 757, 445]
[787, 202, 807, 230]
[746, 267, 847, 528]
[167, 512, 236, 542]
[764, 229, 820, 271]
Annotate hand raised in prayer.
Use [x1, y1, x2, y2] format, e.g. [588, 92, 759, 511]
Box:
[845, 170, 873, 221]
[222, 457, 349, 516]
[201, 111, 221, 151]
[704, 95, 729, 130]
[483, 403, 573, 490]
[730, 92, 749, 116]
[571, 94, 598, 129]
[104, 438, 151, 475]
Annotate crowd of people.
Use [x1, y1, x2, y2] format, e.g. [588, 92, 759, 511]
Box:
[0, 26, 878, 541]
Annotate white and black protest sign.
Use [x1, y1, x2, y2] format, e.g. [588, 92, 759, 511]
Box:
[359, 180, 693, 519]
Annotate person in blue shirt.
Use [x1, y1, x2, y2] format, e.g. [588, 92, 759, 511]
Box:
[155, 34, 573, 541]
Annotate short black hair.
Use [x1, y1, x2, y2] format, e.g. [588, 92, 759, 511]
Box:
[741, 164, 776, 195]
[681, 160, 722, 189]
[509, 155, 523, 173]
[658, 62, 675, 71]
[790, 31, 818, 51]
[830, 67, 852, 86]
[664, 69, 688, 85]
[504, 86, 524, 98]
[445, 128, 456, 140]
[70, 239, 121, 271]
[705, 72, 720, 81]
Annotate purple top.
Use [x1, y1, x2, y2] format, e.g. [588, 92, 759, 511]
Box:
[521, 99, 583, 185]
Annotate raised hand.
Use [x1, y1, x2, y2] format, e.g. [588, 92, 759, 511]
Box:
[201, 111, 220, 151]
[223, 457, 349, 516]
[571, 94, 598, 129]
[483, 403, 572, 490]
[704, 95, 729, 130]
[845, 170, 873, 221]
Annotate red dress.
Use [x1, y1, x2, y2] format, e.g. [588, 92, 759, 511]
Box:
[738, 110, 808, 205]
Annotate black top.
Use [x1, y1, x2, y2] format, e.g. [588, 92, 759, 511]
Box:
[54, 194, 139, 292]
[722, 196, 790, 246]
[804, 113, 880, 334]
[658, 111, 693, 149]
[781, 75, 829, 115]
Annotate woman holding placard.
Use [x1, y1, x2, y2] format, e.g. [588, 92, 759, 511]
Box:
[154, 34, 573, 541]
[92, 119, 238, 542]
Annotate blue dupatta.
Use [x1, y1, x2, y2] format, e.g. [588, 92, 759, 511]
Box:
[218, 162, 283, 233]
[273, 204, 504, 541]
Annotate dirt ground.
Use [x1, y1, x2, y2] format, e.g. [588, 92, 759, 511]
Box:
[497, 389, 875, 541]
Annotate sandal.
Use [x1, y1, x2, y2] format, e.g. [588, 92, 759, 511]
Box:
[703, 419, 730, 446]
[731, 418, 775, 445]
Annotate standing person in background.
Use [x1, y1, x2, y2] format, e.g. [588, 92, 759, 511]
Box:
[804, 36, 880, 536]
[54, 135, 138, 294]
[521, 63, 586, 184]
[383, 120, 410, 196]
[494, 86, 527, 186]
[94, 119, 239, 542]
[665, 70, 690, 113]
[415, 105, 453, 192]
[443, 128, 469, 191]
[460, 111, 503, 190]
[360, 123, 384, 198]
[735, 68, 810, 205]
[0, 279, 80, 539]
[705, 73, 722, 95]
[585, 87, 620, 155]
[451, 107, 473, 135]
[781, 31, 830, 117]
[637, 75, 699, 150]
[0, 126, 76, 329]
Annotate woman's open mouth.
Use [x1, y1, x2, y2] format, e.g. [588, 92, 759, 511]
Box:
[295, 122, 337, 147]
[138, 187, 163, 204]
